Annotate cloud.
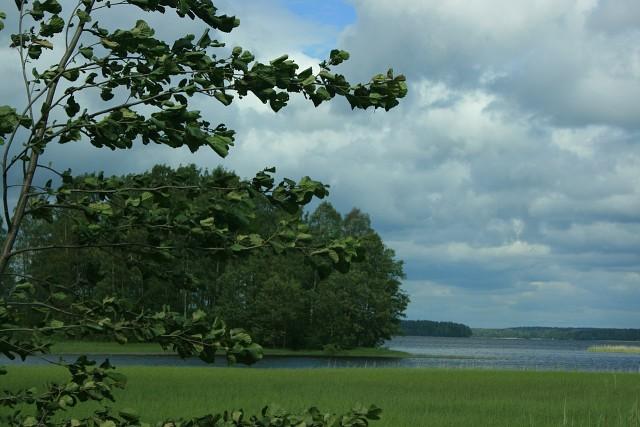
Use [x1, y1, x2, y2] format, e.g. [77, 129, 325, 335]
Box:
[587, 0, 640, 34]
[1, 0, 639, 327]
[391, 240, 551, 265]
[341, 0, 640, 129]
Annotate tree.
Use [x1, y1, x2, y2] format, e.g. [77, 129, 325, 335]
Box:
[0, 1, 406, 425]
[18, 180, 409, 351]
[310, 206, 408, 348]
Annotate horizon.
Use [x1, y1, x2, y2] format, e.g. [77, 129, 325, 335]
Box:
[403, 319, 640, 330]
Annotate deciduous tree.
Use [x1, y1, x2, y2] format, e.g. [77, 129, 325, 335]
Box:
[0, 1, 406, 425]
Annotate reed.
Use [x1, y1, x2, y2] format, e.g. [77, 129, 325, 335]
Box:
[3, 366, 640, 426]
[587, 345, 640, 354]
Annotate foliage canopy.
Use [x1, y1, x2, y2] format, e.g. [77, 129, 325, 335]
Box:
[0, 0, 407, 425]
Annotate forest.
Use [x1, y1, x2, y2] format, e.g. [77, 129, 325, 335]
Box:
[400, 320, 472, 337]
[7, 164, 409, 350]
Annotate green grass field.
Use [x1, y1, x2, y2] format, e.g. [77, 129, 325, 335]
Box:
[588, 345, 640, 354]
[49, 340, 410, 358]
[3, 366, 639, 426]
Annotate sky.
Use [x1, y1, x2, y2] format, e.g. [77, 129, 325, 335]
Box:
[1, 0, 639, 328]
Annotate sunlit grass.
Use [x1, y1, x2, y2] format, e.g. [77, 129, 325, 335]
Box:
[3, 366, 640, 426]
[588, 345, 640, 354]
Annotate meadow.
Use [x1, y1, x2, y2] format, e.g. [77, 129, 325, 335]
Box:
[3, 366, 639, 426]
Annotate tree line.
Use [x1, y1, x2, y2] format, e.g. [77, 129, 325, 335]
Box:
[400, 320, 472, 337]
[9, 164, 409, 350]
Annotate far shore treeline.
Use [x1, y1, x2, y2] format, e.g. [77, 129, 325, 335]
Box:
[401, 321, 640, 341]
[8, 164, 409, 351]
[400, 320, 472, 337]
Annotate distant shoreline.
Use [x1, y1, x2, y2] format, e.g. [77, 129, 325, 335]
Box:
[401, 320, 640, 341]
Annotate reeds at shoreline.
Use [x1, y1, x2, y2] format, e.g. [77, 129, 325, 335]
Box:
[587, 345, 640, 354]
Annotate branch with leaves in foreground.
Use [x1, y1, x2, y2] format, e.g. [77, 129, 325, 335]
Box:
[0, 0, 407, 425]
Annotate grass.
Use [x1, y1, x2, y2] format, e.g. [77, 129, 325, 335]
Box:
[588, 345, 640, 354]
[49, 340, 411, 358]
[3, 366, 639, 426]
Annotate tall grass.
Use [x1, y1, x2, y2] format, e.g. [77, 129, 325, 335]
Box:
[3, 366, 640, 426]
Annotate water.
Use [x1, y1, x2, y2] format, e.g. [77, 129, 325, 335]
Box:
[386, 336, 640, 372]
[3, 336, 639, 372]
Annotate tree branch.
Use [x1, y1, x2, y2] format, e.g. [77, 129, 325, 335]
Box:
[7, 242, 225, 259]
[0, 0, 97, 274]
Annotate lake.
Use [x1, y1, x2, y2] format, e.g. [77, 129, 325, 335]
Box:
[387, 336, 640, 372]
[3, 336, 640, 372]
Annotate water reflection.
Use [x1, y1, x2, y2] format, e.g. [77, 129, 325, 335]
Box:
[3, 337, 640, 372]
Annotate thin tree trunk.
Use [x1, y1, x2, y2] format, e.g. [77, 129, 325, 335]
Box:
[0, 0, 96, 274]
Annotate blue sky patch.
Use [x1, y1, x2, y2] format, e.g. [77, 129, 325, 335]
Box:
[282, 0, 357, 28]
[281, 0, 356, 58]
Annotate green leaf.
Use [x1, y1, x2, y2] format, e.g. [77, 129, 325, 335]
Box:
[214, 91, 233, 106]
[0, 105, 31, 135]
[76, 9, 91, 23]
[329, 49, 350, 65]
[100, 38, 119, 49]
[49, 319, 65, 329]
[58, 394, 74, 408]
[248, 234, 263, 246]
[13, 281, 35, 295]
[225, 190, 244, 201]
[192, 309, 206, 322]
[270, 54, 289, 65]
[88, 202, 113, 216]
[22, 417, 38, 427]
[27, 44, 41, 59]
[230, 243, 245, 252]
[296, 233, 313, 242]
[206, 134, 232, 157]
[65, 95, 80, 117]
[132, 19, 154, 37]
[327, 249, 339, 264]
[100, 88, 114, 101]
[40, 0, 62, 14]
[39, 14, 65, 37]
[62, 68, 80, 81]
[140, 191, 154, 204]
[32, 38, 53, 49]
[199, 217, 215, 228]
[316, 87, 331, 101]
[79, 46, 93, 59]
[197, 28, 211, 48]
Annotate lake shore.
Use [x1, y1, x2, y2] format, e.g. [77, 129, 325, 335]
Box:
[50, 340, 411, 358]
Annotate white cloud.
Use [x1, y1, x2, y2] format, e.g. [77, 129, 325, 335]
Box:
[394, 240, 551, 263]
[1, 0, 639, 327]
